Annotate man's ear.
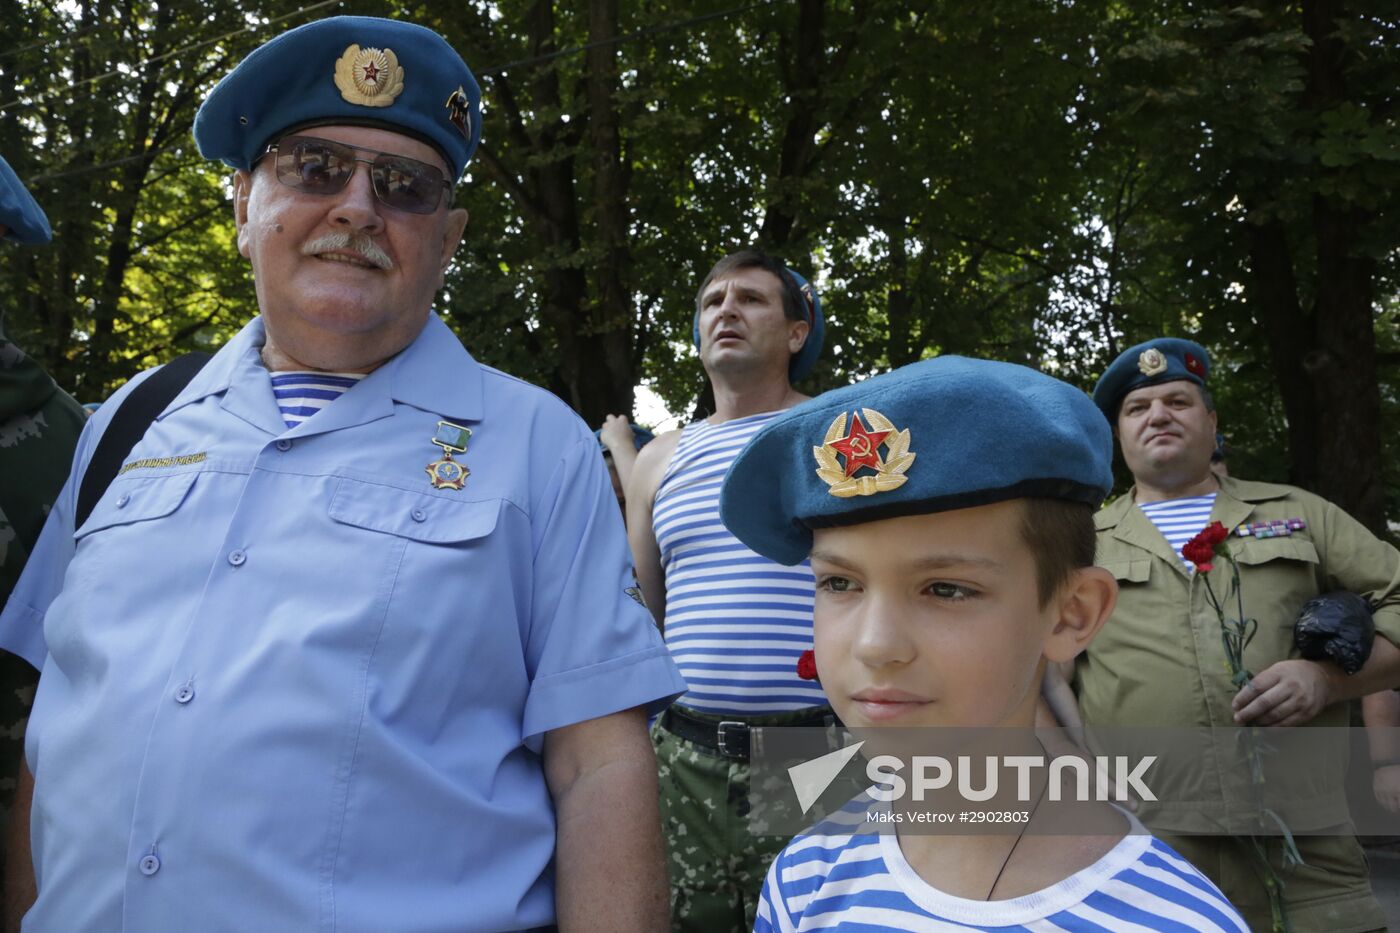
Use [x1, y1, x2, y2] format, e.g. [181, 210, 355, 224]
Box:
[232, 170, 254, 259]
[787, 318, 811, 356]
[440, 206, 469, 274]
[1043, 566, 1118, 664]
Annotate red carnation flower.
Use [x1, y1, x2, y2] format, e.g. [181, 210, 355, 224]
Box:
[1182, 540, 1215, 573]
[1202, 520, 1230, 546]
[1182, 521, 1230, 573]
[796, 650, 819, 681]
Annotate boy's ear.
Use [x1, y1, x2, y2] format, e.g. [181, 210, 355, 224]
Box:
[1043, 566, 1118, 664]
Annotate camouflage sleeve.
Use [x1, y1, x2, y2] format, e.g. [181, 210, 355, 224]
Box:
[0, 367, 158, 669]
[0, 444, 81, 670]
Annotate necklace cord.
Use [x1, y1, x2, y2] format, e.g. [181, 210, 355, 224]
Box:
[984, 741, 1051, 902]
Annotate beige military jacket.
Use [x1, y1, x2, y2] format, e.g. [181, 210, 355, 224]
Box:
[1075, 475, 1400, 833]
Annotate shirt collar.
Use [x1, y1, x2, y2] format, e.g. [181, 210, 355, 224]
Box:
[157, 312, 483, 424]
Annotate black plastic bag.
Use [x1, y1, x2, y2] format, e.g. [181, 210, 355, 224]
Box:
[1294, 591, 1375, 675]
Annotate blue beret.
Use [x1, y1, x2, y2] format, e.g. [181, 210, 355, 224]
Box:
[691, 267, 825, 382]
[1092, 338, 1210, 419]
[194, 16, 481, 180]
[720, 356, 1114, 565]
[0, 155, 51, 245]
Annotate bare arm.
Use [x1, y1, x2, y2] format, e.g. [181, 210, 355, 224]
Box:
[5, 758, 34, 933]
[1364, 689, 1400, 812]
[545, 707, 668, 933]
[599, 415, 640, 491]
[625, 431, 681, 629]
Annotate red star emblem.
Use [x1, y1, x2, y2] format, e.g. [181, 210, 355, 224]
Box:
[1184, 352, 1205, 378]
[828, 413, 890, 477]
[362, 61, 381, 84]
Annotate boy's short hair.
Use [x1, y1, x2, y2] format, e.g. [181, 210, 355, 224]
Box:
[1020, 498, 1096, 608]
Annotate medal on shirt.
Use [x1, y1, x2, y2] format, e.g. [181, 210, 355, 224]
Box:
[426, 421, 472, 490]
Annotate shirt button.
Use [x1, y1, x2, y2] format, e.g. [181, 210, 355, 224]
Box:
[227, 550, 247, 567]
[116, 494, 130, 509]
[139, 854, 161, 876]
[275, 439, 292, 452]
[174, 684, 195, 705]
[410, 508, 427, 523]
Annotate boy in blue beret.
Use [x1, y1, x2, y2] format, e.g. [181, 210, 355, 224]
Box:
[719, 356, 1246, 932]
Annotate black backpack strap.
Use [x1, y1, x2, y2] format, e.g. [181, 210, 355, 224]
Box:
[75, 351, 212, 529]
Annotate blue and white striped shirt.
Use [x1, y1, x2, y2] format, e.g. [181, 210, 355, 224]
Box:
[269, 371, 366, 428]
[1137, 494, 1217, 569]
[654, 412, 826, 715]
[755, 811, 1247, 932]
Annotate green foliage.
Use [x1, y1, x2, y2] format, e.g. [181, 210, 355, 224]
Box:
[0, 0, 1394, 527]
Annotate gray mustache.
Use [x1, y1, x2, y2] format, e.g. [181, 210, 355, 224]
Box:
[301, 233, 393, 271]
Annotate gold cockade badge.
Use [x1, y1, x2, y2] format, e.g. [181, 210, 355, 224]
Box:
[1137, 348, 1167, 377]
[813, 408, 915, 498]
[334, 45, 406, 107]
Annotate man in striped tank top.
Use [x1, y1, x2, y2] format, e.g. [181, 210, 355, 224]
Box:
[628, 250, 833, 932]
[1055, 337, 1400, 931]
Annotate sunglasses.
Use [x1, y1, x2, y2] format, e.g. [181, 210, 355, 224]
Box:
[261, 135, 451, 215]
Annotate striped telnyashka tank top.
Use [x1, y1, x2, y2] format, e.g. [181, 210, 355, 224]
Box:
[269, 371, 366, 428]
[653, 411, 827, 715]
[1138, 493, 1217, 567]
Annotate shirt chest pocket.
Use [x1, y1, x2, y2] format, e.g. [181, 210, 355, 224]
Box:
[327, 477, 500, 545]
[1233, 536, 1321, 644]
[73, 470, 200, 541]
[1101, 558, 1152, 586]
[325, 477, 511, 685]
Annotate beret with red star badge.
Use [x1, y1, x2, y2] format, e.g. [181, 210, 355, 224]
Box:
[1091, 337, 1211, 421]
[718, 356, 1113, 565]
[194, 15, 481, 180]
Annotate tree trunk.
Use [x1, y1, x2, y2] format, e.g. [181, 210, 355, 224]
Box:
[886, 224, 917, 368]
[1247, 220, 1316, 490]
[757, 0, 825, 250]
[584, 0, 635, 426]
[1300, 0, 1384, 532]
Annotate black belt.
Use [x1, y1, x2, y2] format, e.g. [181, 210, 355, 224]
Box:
[660, 705, 838, 760]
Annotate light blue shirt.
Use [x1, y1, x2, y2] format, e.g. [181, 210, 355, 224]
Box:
[0, 314, 686, 933]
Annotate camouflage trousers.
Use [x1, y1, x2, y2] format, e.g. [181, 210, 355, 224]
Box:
[653, 708, 829, 933]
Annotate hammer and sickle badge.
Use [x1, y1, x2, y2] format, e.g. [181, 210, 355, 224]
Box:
[812, 408, 916, 498]
[334, 44, 406, 107]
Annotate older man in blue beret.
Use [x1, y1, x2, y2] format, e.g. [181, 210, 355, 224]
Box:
[0, 154, 86, 914]
[1046, 337, 1400, 931]
[0, 16, 683, 933]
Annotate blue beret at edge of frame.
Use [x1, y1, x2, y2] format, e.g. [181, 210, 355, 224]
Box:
[1091, 337, 1211, 420]
[691, 266, 825, 382]
[719, 355, 1114, 566]
[194, 16, 482, 180]
[0, 155, 52, 245]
